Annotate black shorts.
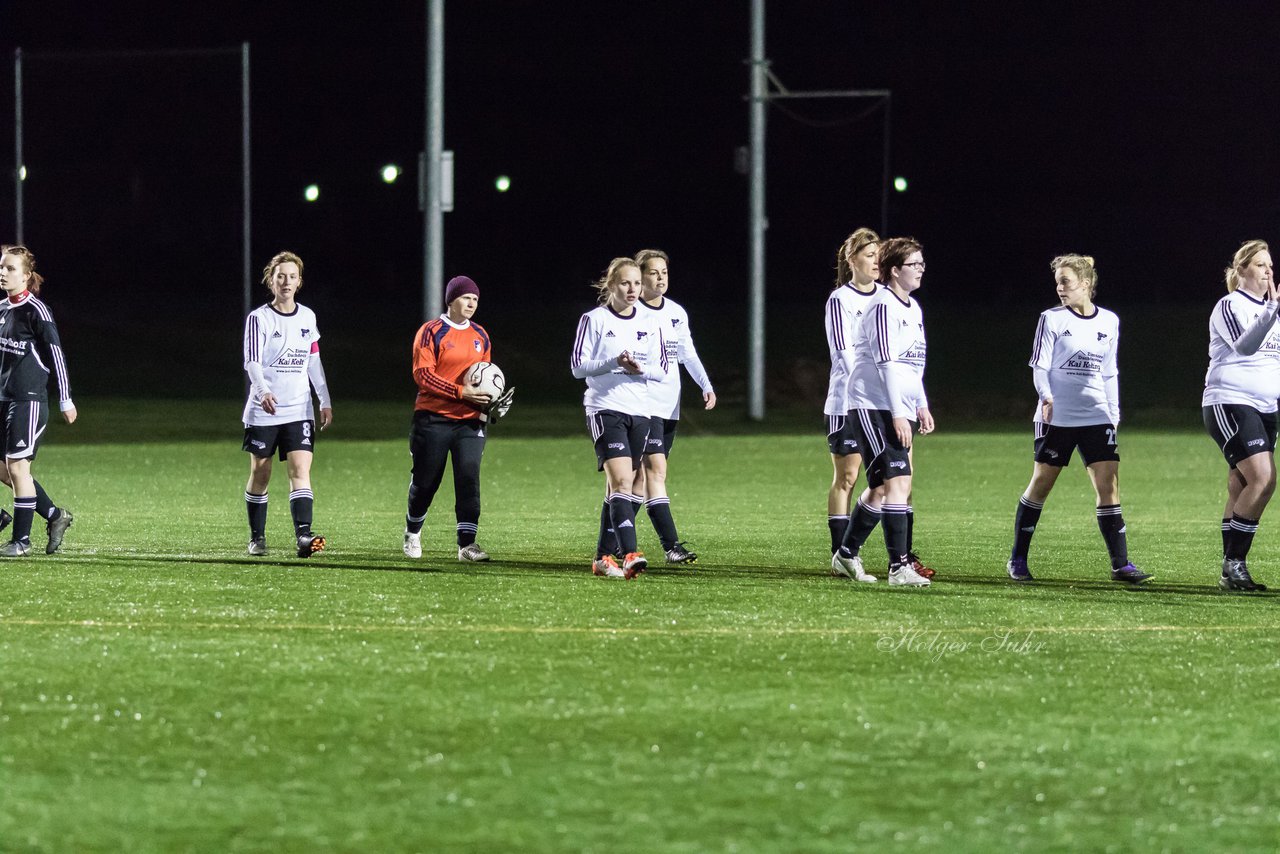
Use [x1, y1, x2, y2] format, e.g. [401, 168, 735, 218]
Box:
[589, 411, 651, 472]
[643, 418, 679, 457]
[243, 420, 316, 461]
[1033, 422, 1119, 467]
[852, 409, 912, 489]
[826, 413, 861, 456]
[2, 400, 48, 460]
[1204, 404, 1277, 469]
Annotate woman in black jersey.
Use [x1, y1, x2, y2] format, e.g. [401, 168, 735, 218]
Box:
[0, 245, 76, 557]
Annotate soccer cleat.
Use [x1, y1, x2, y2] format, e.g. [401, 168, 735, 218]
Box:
[403, 530, 422, 559]
[0, 539, 32, 558]
[458, 543, 490, 562]
[297, 532, 326, 558]
[45, 509, 73, 554]
[0, 508, 11, 536]
[888, 562, 931, 587]
[1111, 563, 1152, 584]
[592, 555, 625, 578]
[665, 542, 698, 564]
[831, 550, 877, 582]
[908, 551, 935, 579]
[1007, 557, 1034, 582]
[622, 551, 648, 580]
[247, 536, 268, 556]
[1220, 558, 1266, 592]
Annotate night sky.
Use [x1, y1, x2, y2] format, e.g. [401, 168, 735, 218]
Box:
[3, 2, 1280, 407]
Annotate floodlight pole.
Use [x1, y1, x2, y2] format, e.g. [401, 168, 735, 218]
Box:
[747, 1, 891, 421]
[423, 0, 445, 321]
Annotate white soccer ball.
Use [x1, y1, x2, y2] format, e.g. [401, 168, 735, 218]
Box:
[464, 361, 506, 399]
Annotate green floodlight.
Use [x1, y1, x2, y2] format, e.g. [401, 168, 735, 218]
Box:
[381, 164, 401, 184]
[893, 176, 908, 193]
[494, 175, 511, 192]
[304, 184, 320, 202]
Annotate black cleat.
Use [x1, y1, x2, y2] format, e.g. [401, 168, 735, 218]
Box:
[0, 508, 11, 536]
[247, 536, 268, 556]
[1220, 558, 1265, 592]
[1111, 563, 1152, 584]
[665, 542, 698, 564]
[46, 509, 73, 554]
[297, 532, 326, 559]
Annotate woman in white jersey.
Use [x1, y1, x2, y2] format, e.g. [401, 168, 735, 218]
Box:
[1005, 255, 1149, 584]
[242, 251, 333, 559]
[1203, 239, 1280, 591]
[632, 248, 714, 566]
[571, 257, 666, 579]
[824, 228, 881, 578]
[835, 237, 933, 587]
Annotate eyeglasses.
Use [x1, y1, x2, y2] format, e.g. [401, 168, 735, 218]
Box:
[902, 261, 926, 271]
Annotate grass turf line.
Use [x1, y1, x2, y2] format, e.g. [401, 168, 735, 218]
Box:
[2, 429, 1278, 851]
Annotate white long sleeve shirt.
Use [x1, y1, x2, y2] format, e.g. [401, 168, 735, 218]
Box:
[571, 304, 667, 416]
[1203, 290, 1280, 412]
[1029, 304, 1120, 426]
[639, 296, 712, 420]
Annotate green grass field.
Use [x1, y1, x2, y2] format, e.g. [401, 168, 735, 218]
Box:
[2, 411, 1278, 852]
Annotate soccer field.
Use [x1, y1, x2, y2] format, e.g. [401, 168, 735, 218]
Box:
[2, 425, 1277, 851]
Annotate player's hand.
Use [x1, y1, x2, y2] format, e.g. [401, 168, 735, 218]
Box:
[1041, 398, 1054, 424]
[893, 416, 913, 449]
[487, 387, 515, 423]
[62, 406, 77, 425]
[461, 385, 493, 408]
[617, 351, 642, 374]
[260, 393, 278, 415]
[917, 407, 935, 435]
[704, 390, 717, 410]
[318, 408, 333, 430]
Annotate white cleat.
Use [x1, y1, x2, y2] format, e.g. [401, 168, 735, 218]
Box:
[458, 543, 490, 562]
[888, 562, 931, 587]
[403, 530, 422, 559]
[831, 551, 877, 582]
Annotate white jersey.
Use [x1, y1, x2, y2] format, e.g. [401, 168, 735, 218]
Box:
[242, 302, 328, 426]
[824, 283, 880, 415]
[1202, 290, 1280, 412]
[1029, 305, 1120, 427]
[571, 304, 667, 416]
[847, 286, 928, 418]
[639, 296, 713, 420]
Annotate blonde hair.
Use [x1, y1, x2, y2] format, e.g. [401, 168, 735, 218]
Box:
[835, 227, 880, 288]
[634, 248, 669, 270]
[593, 257, 640, 306]
[1051, 254, 1098, 298]
[1225, 240, 1269, 293]
[261, 250, 305, 288]
[0, 244, 44, 295]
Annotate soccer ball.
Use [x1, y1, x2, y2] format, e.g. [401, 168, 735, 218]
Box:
[464, 361, 505, 399]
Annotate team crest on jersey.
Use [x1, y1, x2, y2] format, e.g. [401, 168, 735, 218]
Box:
[301, 329, 311, 338]
[473, 339, 483, 352]
[637, 331, 648, 339]
[671, 318, 682, 327]
[1097, 332, 1107, 341]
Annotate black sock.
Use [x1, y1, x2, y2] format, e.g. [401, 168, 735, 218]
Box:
[906, 506, 915, 553]
[1012, 495, 1044, 560]
[839, 500, 882, 557]
[596, 501, 616, 558]
[246, 491, 268, 539]
[289, 488, 314, 537]
[609, 492, 638, 554]
[12, 496, 35, 543]
[1226, 513, 1259, 561]
[1096, 504, 1128, 569]
[1222, 517, 1231, 556]
[32, 480, 58, 521]
[881, 503, 910, 566]
[646, 498, 679, 551]
[828, 515, 849, 554]
[456, 522, 477, 547]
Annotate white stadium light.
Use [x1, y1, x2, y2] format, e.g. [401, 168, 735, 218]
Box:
[304, 184, 320, 202]
[381, 164, 401, 184]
